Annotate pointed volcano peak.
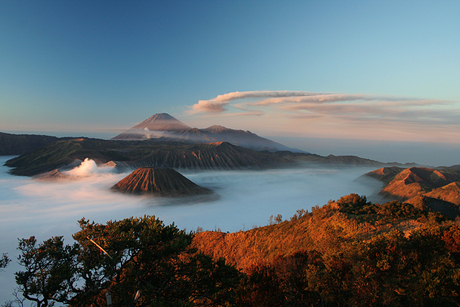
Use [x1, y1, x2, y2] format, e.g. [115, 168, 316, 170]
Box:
[112, 167, 212, 196]
[132, 113, 191, 131]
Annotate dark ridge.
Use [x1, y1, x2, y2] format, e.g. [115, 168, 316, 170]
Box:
[0, 132, 59, 155]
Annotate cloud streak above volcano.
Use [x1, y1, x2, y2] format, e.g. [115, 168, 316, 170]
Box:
[188, 91, 460, 144]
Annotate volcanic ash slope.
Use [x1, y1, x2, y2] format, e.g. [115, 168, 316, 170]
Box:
[112, 167, 212, 197]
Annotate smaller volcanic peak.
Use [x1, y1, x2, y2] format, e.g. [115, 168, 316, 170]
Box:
[132, 113, 191, 132]
[112, 167, 212, 197]
[200, 125, 292, 152]
[366, 166, 405, 184]
[34, 169, 73, 181]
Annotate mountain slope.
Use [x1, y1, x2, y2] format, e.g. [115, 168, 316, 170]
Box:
[199, 125, 294, 151]
[113, 141, 290, 170]
[380, 167, 460, 200]
[0, 132, 59, 155]
[112, 167, 211, 196]
[363, 166, 460, 218]
[363, 166, 405, 184]
[112, 113, 191, 140]
[6, 136, 391, 176]
[189, 194, 460, 305]
[5, 138, 290, 176]
[132, 113, 191, 131]
[191, 194, 440, 273]
[112, 113, 297, 152]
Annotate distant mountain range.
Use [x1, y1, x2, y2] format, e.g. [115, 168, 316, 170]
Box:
[112, 113, 298, 152]
[0, 132, 60, 155]
[2, 112, 428, 177]
[4, 137, 392, 177]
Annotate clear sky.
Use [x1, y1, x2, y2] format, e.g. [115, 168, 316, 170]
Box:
[1, 1, 460, 164]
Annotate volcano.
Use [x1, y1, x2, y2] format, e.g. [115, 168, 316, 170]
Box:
[112, 113, 191, 140]
[112, 167, 212, 197]
[112, 113, 299, 152]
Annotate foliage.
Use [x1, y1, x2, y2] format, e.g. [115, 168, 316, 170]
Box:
[15, 236, 78, 306]
[13, 194, 460, 306]
[15, 216, 241, 307]
[192, 194, 460, 306]
[0, 253, 10, 269]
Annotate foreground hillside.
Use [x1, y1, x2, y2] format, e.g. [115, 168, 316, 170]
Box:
[191, 194, 460, 306]
[10, 194, 460, 307]
[192, 194, 446, 272]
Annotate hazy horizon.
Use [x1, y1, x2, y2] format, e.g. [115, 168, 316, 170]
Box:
[2, 127, 459, 167]
[1, 1, 460, 157]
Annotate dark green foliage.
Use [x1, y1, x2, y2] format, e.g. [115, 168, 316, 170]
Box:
[336, 193, 431, 221]
[15, 216, 241, 307]
[0, 253, 10, 269]
[15, 236, 78, 306]
[236, 226, 460, 306]
[376, 200, 421, 218]
[238, 250, 324, 306]
[13, 196, 460, 306]
[336, 193, 374, 214]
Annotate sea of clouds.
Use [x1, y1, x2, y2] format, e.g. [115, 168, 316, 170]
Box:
[0, 156, 381, 303]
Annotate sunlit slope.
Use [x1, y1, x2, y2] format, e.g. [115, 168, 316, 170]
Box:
[112, 167, 212, 196]
[363, 166, 460, 219]
[192, 194, 460, 306]
[191, 194, 448, 273]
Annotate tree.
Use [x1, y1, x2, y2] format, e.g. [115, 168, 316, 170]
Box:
[15, 216, 241, 307]
[0, 253, 10, 269]
[15, 236, 78, 307]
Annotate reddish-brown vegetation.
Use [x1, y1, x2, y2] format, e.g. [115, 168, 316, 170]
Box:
[13, 194, 460, 306]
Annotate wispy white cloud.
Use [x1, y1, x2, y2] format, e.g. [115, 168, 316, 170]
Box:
[187, 90, 460, 143]
[191, 91, 323, 114]
[191, 91, 450, 115]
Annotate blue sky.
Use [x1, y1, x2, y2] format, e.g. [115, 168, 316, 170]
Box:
[1, 1, 460, 163]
